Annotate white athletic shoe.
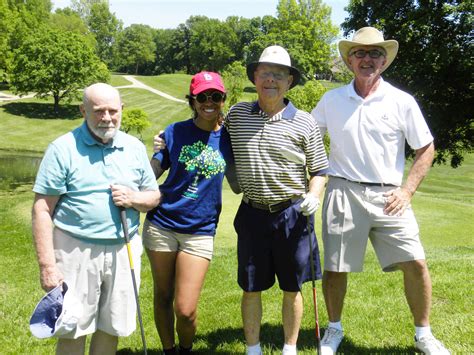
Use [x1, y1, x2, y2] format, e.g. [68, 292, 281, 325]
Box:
[320, 327, 343, 355]
[415, 335, 450, 354]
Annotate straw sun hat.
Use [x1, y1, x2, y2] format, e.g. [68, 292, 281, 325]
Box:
[338, 27, 399, 73]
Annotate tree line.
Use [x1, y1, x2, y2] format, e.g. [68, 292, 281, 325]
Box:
[0, 0, 471, 167]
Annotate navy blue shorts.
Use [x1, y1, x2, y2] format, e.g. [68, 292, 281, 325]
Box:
[234, 200, 322, 292]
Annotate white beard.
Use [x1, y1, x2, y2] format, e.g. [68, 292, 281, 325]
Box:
[88, 122, 120, 142]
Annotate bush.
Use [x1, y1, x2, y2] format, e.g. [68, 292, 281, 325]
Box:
[286, 80, 327, 113]
[121, 108, 150, 140]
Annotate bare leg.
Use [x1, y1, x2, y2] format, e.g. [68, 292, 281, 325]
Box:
[322, 271, 347, 322]
[56, 336, 86, 355]
[241, 291, 262, 346]
[398, 260, 432, 326]
[89, 330, 118, 355]
[147, 249, 178, 350]
[174, 251, 210, 348]
[282, 291, 303, 345]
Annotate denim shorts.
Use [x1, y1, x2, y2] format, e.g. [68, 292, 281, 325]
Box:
[234, 199, 322, 292]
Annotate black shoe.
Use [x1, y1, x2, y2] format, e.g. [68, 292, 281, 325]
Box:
[178, 345, 193, 355]
[163, 346, 177, 355]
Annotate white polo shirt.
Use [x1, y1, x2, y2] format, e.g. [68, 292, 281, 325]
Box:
[311, 79, 433, 186]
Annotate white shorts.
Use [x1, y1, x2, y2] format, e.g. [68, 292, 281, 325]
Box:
[322, 177, 426, 272]
[142, 219, 214, 260]
[53, 228, 143, 338]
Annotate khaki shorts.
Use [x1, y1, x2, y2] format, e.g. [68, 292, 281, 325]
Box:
[142, 219, 214, 260]
[53, 228, 143, 338]
[322, 177, 425, 272]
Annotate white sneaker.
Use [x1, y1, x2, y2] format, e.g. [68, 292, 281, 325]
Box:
[415, 335, 450, 354]
[320, 327, 343, 355]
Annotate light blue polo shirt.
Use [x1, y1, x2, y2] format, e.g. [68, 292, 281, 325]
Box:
[33, 122, 158, 244]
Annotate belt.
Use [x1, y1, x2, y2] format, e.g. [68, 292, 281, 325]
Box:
[337, 177, 397, 187]
[242, 196, 294, 213]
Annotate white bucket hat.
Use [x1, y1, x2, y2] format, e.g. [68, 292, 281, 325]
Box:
[247, 45, 301, 88]
[29, 282, 83, 338]
[338, 27, 399, 73]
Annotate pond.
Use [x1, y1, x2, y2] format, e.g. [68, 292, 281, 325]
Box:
[0, 151, 43, 190]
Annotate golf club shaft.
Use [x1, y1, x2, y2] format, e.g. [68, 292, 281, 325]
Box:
[303, 167, 321, 354]
[120, 208, 148, 355]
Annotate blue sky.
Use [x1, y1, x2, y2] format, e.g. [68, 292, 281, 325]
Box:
[52, 0, 349, 32]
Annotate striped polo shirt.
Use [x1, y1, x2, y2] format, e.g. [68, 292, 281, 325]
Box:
[225, 100, 328, 204]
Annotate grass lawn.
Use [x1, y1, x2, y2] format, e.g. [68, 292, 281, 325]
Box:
[0, 74, 472, 354]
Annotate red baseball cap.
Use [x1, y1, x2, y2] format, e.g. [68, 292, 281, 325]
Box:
[189, 71, 226, 95]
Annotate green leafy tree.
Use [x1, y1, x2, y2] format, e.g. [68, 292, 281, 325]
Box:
[169, 24, 191, 73]
[2, 0, 52, 80]
[0, 0, 14, 80]
[49, 8, 97, 49]
[343, 0, 473, 167]
[187, 16, 239, 73]
[152, 29, 176, 74]
[121, 108, 150, 140]
[225, 16, 265, 61]
[222, 61, 247, 111]
[245, 0, 339, 81]
[70, 0, 104, 19]
[86, 2, 122, 67]
[115, 24, 156, 74]
[10, 27, 109, 114]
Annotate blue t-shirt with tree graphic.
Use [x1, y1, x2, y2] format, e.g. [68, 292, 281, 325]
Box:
[146, 118, 234, 236]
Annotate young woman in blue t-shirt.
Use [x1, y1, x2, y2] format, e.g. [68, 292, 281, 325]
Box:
[142, 72, 239, 355]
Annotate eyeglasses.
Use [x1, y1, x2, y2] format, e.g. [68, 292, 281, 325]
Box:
[192, 92, 225, 104]
[349, 49, 386, 59]
[256, 70, 289, 81]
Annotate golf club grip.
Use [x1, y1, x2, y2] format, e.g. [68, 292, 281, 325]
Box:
[119, 208, 131, 243]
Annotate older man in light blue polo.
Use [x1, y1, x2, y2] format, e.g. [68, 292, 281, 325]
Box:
[32, 83, 160, 355]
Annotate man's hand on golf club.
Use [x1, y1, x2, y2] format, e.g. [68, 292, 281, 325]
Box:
[111, 184, 136, 208]
[300, 193, 320, 216]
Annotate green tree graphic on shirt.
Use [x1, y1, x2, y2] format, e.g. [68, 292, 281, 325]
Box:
[178, 141, 226, 189]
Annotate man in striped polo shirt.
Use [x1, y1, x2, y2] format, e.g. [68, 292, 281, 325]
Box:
[225, 45, 329, 355]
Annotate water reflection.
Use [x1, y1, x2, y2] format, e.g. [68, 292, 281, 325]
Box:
[0, 152, 43, 190]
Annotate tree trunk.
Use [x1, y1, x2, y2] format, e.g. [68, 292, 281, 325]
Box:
[54, 95, 60, 116]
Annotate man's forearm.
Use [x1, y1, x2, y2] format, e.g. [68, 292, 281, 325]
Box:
[308, 175, 327, 198]
[130, 189, 161, 212]
[403, 142, 435, 196]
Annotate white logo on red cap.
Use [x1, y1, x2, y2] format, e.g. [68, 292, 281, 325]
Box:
[204, 73, 213, 81]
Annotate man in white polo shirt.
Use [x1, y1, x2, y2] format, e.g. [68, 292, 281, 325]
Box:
[311, 27, 449, 355]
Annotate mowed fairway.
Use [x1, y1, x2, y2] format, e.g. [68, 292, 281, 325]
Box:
[0, 74, 472, 354]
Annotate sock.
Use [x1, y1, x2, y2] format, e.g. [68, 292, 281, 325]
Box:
[415, 326, 432, 340]
[247, 342, 262, 355]
[328, 321, 343, 331]
[282, 343, 297, 355]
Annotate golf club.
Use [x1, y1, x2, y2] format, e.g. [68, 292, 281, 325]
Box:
[119, 207, 147, 355]
[280, 147, 322, 354]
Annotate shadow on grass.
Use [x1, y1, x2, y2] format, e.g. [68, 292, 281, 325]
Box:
[2, 102, 81, 120]
[117, 325, 416, 354]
